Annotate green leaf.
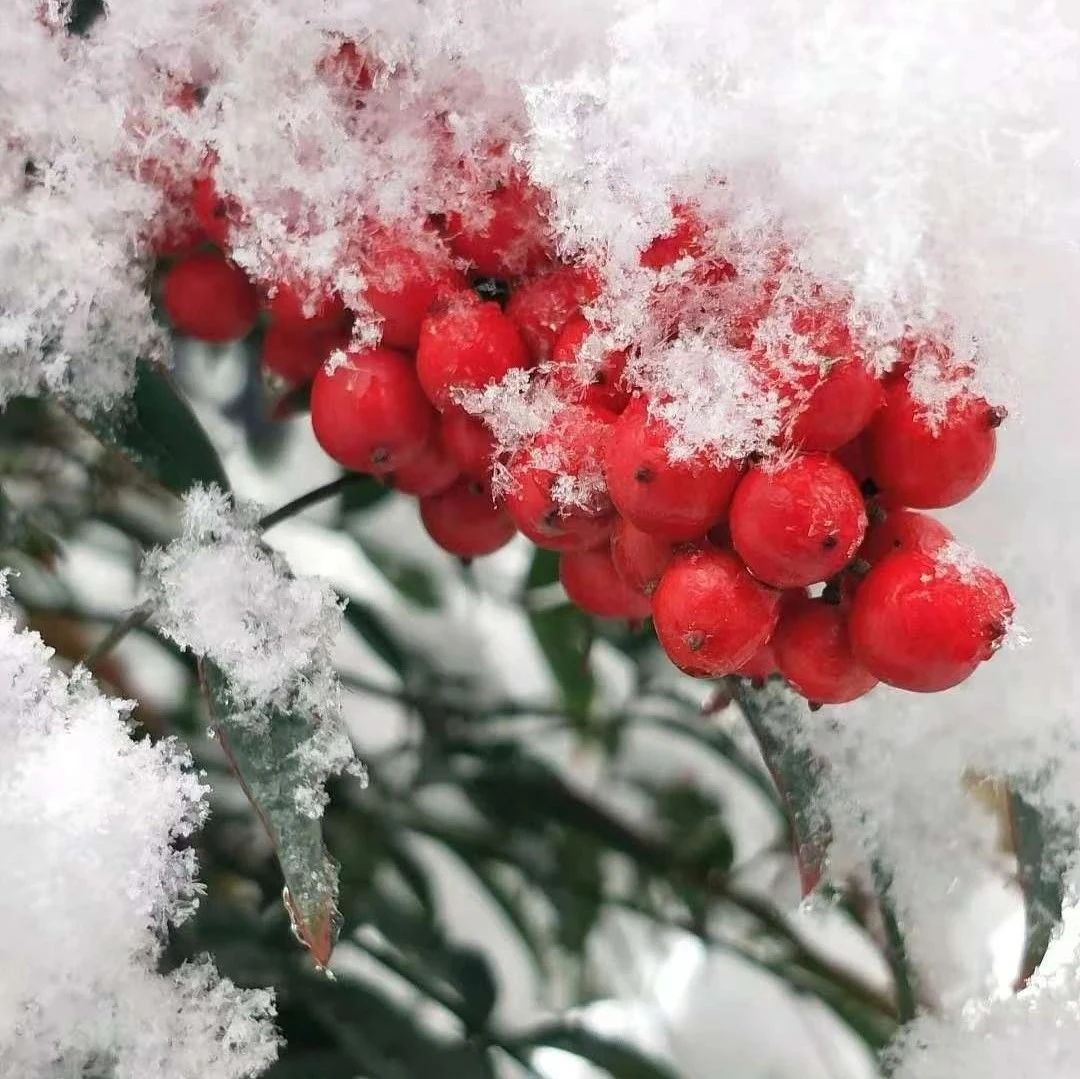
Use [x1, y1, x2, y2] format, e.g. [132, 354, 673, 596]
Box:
[729, 678, 830, 896]
[526, 549, 594, 718]
[871, 861, 918, 1023]
[84, 360, 229, 496]
[201, 662, 341, 967]
[1009, 788, 1071, 988]
[339, 475, 392, 516]
[341, 597, 410, 678]
[514, 1023, 679, 1079]
[355, 537, 442, 609]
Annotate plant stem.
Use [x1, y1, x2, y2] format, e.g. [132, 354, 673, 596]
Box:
[80, 599, 154, 666]
[259, 473, 376, 531]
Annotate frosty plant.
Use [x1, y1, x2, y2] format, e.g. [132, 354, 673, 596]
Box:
[4, 1, 1080, 1077]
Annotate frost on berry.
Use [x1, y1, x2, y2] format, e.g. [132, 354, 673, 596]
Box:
[0, 575, 280, 1076]
[141, 485, 353, 818]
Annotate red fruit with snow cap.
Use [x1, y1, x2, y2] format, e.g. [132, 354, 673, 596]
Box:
[359, 231, 466, 350]
[849, 547, 1013, 692]
[310, 346, 434, 474]
[730, 453, 867, 588]
[504, 404, 617, 552]
[441, 406, 496, 479]
[560, 546, 652, 620]
[506, 267, 600, 364]
[652, 547, 781, 677]
[551, 316, 630, 413]
[162, 251, 258, 342]
[266, 278, 348, 331]
[603, 397, 742, 542]
[416, 296, 530, 410]
[867, 379, 1001, 508]
[610, 517, 676, 598]
[445, 172, 553, 278]
[191, 173, 240, 250]
[773, 596, 878, 704]
[420, 478, 515, 558]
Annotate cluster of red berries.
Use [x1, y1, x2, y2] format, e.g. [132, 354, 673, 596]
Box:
[152, 46, 1014, 708]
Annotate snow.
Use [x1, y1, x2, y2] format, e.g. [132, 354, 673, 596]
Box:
[0, 576, 279, 1077]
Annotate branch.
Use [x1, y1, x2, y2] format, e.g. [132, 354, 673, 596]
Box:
[259, 473, 376, 531]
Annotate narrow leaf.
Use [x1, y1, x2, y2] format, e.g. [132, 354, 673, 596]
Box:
[514, 1023, 679, 1079]
[1009, 788, 1071, 988]
[201, 662, 341, 966]
[84, 360, 230, 496]
[728, 678, 831, 895]
[341, 597, 410, 678]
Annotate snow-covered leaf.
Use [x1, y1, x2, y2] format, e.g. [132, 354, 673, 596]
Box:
[729, 678, 831, 896]
[202, 660, 342, 968]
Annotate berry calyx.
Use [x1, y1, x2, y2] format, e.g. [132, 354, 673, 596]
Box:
[551, 316, 630, 413]
[505, 266, 600, 363]
[390, 428, 460, 497]
[310, 346, 434, 474]
[610, 516, 676, 597]
[560, 546, 652, 620]
[849, 547, 1014, 692]
[419, 478, 516, 558]
[652, 547, 781, 677]
[441, 406, 496, 479]
[261, 321, 351, 385]
[729, 453, 867, 588]
[161, 251, 259, 342]
[772, 596, 878, 704]
[359, 231, 466, 350]
[867, 379, 999, 508]
[416, 296, 530, 410]
[503, 404, 616, 552]
[603, 397, 742, 541]
[859, 508, 954, 566]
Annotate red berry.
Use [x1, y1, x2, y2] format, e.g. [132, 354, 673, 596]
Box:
[390, 424, 459, 496]
[772, 597, 877, 704]
[317, 40, 377, 98]
[191, 174, 240, 249]
[310, 346, 434, 474]
[849, 548, 1013, 692]
[833, 433, 874, 491]
[551, 316, 630, 413]
[782, 355, 884, 452]
[504, 404, 616, 552]
[416, 297, 530, 410]
[734, 639, 778, 681]
[444, 172, 553, 278]
[161, 251, 259, 342]
[859, 508, 954, 566]
[867, 380, 1000, 508]
[640, 203, 734, 283]
[603, 397, 741, 541]
[610, 516, 675, 597]
[505, 266, 600, 363]
[441, 406, 496, 479]
[652, 547, 781, 677]
[359, 231, 466, 350]
[729, 454, 867, 588]
[261, 322, 350, 385]
[266, 279, 348, 330]
[560, 546, 652, 620]
[420, 478, 515, 558]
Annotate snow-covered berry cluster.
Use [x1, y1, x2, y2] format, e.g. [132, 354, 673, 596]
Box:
[151, 42, 1013, 709]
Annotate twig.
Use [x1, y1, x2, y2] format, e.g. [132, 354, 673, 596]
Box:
[259, 473, 377, 531]
[80, 599, 154, 666]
